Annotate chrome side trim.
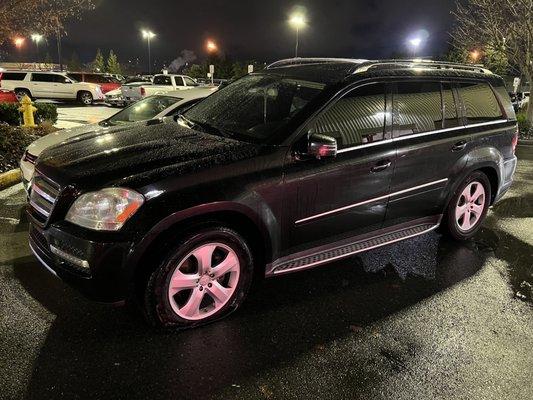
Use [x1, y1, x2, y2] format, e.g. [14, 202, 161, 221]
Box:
[295, 178, 448, 225]
[273, 223, 440, 275]
[29, 241, 59, 278]
[336, 119, 508, 154]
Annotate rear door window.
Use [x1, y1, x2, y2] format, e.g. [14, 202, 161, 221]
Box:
[310, 83, 387, 149]
[457, 82, 503, 124]
[1, 72, 27, 81]
[174, 76, 185, 86]
[31, 73, 55, 82]
[153, 75, 172, 85]
[393, 81, 443, 136]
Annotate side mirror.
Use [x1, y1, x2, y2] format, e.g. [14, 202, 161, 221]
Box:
[308, 133, 337, 160]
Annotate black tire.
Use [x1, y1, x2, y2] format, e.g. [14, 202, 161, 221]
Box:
[441, 171, 491, 241]
[14, 88, 31, 102]
[77, 91, 93, 106]
[144, 226, 254, 329]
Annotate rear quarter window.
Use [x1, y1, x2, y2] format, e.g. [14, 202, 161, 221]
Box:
[1, 72, 27, 81]
[492, 85, 516, 120]
[457, 82, 503, 124]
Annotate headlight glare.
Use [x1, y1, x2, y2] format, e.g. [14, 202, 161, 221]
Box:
[65, 188, 144, 231]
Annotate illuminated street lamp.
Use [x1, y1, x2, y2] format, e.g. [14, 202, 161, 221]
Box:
[408, 37, 422, 57]
[470, 50, 481, 63]
[141, 29, 156, 74]
[206, 39, 218, 53]
[289, 12, 306, 58]
[31, 34, 43, 58]
[13, 37, 25, 49]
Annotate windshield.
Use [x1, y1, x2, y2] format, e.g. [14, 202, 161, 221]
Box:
[106, 96, 181, 125]
[183, 74, 326, 142]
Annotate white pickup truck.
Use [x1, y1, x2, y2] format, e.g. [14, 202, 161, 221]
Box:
[121, 74, 199, 103]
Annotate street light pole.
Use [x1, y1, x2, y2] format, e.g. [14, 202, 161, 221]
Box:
[289, 13, 306, 58]
[142, 30, 156, 74]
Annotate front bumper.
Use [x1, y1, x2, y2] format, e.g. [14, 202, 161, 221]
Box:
[29, 220, 132, 302]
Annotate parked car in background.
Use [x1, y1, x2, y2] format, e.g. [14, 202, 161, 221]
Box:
[104, 87, 125, 107]
[0, 70, 104, 105]
[69, 72, 122, 94]
[20, 87, 216, 190]
[104, 73, 125, 82]
[121, 74, 198, 103]
[0, 89, 18, 103]
[27, 59, 517, 329]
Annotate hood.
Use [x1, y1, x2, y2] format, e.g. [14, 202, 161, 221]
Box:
[36, 122, 261, 189]
[27, 121, 150, 157]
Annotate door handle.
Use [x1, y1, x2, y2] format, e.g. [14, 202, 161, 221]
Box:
[452, 141, 468, 151]
[371, 160, 392, 173]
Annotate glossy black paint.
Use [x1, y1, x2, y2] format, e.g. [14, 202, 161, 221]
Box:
[28, 63, 518, 302]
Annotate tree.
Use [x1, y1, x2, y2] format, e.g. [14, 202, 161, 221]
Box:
[450, 0, 533, 124]
[67, 52, 82, 71]
[231, 62, 247, 79]
[92, 49, 105, 72]
[0, 0, 95, 45]
[106, 50, 122, 74]
[184, 64, 207, 79]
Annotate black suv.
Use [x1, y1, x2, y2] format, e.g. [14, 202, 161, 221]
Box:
[28, 59, 518, 328]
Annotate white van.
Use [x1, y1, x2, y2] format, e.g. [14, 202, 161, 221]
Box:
[0, 71, 105, 105]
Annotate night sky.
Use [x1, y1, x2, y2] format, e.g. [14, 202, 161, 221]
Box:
[15, 0, 459, 66]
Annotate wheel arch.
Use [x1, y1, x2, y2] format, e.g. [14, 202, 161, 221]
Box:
[126, 203, 274, 298]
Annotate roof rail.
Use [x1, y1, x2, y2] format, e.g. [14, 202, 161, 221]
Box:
[267, 57, 368, 69]
[353, 59, 493, 75]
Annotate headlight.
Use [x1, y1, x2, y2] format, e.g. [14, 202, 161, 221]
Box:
[65, 188, 144, 231]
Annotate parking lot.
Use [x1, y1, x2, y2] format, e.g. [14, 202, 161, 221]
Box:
[0, 144, 531, 400]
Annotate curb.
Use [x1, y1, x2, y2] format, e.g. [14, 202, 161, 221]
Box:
[0, 169, 21, 191]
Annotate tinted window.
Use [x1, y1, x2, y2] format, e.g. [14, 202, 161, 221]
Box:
[69, 73, 83, 82]
[153, 75, 172, 85]
[394, 81, 442, 136]
[458, 82, 502, 123]
[31, 73, 55, 82]
[311, 83, 386, 148]
[174, 76, 184, 86]
[52, 74, 70, 83]
[493, 85, 515, 120]
[183, 76, 198, 86]
[1, 72, 27, 81]
[442, 83, 461, 128]
[106, 95, 180, 125]
[184, 74, 325, 142]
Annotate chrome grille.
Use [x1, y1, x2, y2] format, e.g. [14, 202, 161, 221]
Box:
[29, 174, 60, 224]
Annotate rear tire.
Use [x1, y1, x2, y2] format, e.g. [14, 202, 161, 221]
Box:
[14, 89, 31, 102]
[77, 91, 93, 106]
[144, 226, 254, 329]
[441, 171, 491, 241]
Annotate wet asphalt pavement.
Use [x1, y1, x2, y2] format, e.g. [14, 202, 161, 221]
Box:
[0, 146, 532, 400]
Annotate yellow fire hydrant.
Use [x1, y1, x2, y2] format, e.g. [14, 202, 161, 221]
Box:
[19, 95, 37, 127]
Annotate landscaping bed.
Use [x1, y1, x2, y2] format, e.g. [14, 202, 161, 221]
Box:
[0, 124, 57, 173]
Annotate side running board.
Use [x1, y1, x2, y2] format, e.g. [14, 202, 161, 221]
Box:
[267, 222, 439, 276]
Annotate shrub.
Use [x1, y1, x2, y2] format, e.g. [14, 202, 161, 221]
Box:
[0, 124, 58, 173]
[517, 112, 532, 139]
[0, 103, 20, 125]
[0, 102, 58, 126]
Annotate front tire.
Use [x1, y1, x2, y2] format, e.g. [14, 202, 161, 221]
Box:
[442, 171, 491, 241]
[77, 91, 93, 106]
[144, 227, 254, 329]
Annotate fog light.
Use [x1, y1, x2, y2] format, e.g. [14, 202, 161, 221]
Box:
[50, 245, 90, 270]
